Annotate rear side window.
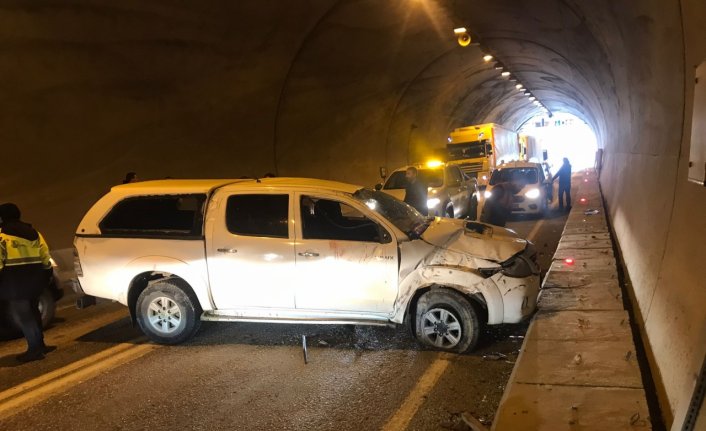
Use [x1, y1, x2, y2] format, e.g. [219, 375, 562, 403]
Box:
[226, 194, 289, 238]
[100, 194, 206, 238]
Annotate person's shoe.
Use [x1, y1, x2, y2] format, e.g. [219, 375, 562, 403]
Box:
[16, 350, 45, 363]
[43, 345, 57, 354]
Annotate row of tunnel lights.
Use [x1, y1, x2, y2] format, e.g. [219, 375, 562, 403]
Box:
[454, 27, 552, 117]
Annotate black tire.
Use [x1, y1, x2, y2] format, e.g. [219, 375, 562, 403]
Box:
[38, 289, 56, 329]
[136, 279, 202, 345]
[468, 196, 478, 220]
[414, 289, 480, 353]
[445, 203, 454, 218]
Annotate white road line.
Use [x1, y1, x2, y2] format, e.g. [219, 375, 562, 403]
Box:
[0, 308, 129, 357]
[55, 303, 77, 312]
[381, 218, 546, 431]
[381, 354, 453, 431]
[0, 339, 158, 420]
[526, 218, 545, 242]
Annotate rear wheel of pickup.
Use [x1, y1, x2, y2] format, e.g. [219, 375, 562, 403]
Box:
[414, 289, 480, 353]
[136, 279, 201, 345]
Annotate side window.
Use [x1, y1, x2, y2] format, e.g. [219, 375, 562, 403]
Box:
[447, 167, 463, 185]
[100, 194, 206, 237]
[226, 194, 289, 238]
[300, 196, 388, 243]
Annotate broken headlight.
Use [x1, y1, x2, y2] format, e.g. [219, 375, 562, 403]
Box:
[478, 267, 502, 278]
[500, 243, 539, 278]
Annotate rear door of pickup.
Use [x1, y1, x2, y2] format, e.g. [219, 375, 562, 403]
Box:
[205, 188, 296, 309]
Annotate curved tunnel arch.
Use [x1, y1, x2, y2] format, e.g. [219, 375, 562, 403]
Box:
[0, 2, 704, 428]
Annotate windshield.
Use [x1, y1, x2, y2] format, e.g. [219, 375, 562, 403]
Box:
[352, 189, 428, 237]
[383, 168, 444, 189]
[446, 140, 490, 161]
[489, 167, 539, 186]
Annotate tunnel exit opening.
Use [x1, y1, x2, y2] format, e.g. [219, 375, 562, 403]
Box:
[519, 113, 598, 172]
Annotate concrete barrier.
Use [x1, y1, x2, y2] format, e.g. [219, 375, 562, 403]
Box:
[492, 171, 652, 430]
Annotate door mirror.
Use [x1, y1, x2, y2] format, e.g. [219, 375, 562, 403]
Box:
[379, 166, 388, 179]
[378, 226, 393, 244]
[374, 183, 383, 191]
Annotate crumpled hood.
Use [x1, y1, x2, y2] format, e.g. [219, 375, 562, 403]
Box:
[420, 218, 528, 262]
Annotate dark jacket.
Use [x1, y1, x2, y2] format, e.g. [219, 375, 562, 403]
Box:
[480, 182, 513, 227]
[0, 221, 50, 301]
[553, 162, 572, 186]
[404, 179, 428, 215]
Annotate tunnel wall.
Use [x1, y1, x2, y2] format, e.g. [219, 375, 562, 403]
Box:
[0, 1, 704, 428]
[601, 0, 706, 427]
[622, 0, 706, 427]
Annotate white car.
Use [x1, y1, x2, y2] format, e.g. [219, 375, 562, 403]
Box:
[376, 162, 479, 219]
[73, 178, 539, 352]
[483, 161, 550, 216]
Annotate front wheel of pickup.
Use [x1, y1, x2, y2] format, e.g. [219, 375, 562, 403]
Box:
[136, 279, 201, 345]
[414, 289, 480, 353]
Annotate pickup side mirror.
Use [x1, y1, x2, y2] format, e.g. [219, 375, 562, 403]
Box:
[379, 166, 387, 179]
[378, 225, 393, 244]
[374, 183, 383, 191]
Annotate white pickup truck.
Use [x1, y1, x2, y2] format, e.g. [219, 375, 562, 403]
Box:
[73, 178, 539, 352]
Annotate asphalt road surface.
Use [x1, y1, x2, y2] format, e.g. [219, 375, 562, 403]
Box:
[0, 207, 569, 431]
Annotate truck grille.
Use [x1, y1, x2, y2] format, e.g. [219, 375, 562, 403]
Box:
[457, 162, 484, 174]
[513, 195, 525, 203]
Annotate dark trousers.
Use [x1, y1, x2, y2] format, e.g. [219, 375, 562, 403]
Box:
[8, 299, 44, 353]
[558, 183, 572, 209]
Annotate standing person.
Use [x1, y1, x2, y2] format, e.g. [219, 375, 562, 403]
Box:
[0, 203, 55, 362]
[480, 182, 514, 227]
[552, 158, 572, 211]
[122, 172, 138, 184]
[404, 167, 428, 215]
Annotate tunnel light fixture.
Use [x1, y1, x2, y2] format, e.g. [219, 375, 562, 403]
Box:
[453, 27, 467, 35]
[483, 54, 493, 62]
[516, 84, 523, 90]
[493, 62, 504, 70]
[501, 71, 511, 78]
[524, 91, 531, 96]
[529, 96, 536, 101]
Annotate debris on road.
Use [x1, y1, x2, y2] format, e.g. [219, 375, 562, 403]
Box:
[584, 209, 600, 215]
[483, 352, 508, 361]
[318, 340, 329, 347]
[461, 412, 489, 431]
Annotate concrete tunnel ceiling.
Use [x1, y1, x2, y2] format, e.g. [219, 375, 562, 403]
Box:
[273, 0, 614, 178]
[3, 1, 704, 428]
[1, 0, 676, 247]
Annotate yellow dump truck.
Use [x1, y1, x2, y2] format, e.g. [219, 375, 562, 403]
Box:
[446, 123, 519, 185]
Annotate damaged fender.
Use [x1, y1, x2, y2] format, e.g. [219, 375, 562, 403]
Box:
[390, 265, 505, 325]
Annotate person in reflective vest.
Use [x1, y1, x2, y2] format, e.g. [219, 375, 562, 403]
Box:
[0, 203, 55, 362]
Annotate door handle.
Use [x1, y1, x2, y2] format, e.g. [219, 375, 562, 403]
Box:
[217, 248, 238, 254]
[298, 251, 320, 258]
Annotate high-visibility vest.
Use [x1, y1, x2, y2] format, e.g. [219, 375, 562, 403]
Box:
[0, 230, 52, 271]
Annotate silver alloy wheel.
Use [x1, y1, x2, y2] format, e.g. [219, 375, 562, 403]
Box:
[421, 308, 462, 348]
[147, 296, 182, 334]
